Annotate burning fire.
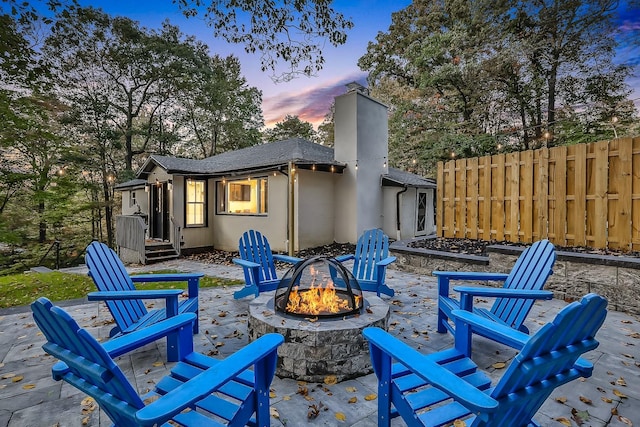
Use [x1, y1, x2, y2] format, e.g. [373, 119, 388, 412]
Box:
[285, 266, 361, 316]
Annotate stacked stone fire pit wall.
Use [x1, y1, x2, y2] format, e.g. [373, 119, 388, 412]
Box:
[390, 240, 640, 315]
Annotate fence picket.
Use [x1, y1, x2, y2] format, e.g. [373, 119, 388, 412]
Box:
[436, 137, 639, 251]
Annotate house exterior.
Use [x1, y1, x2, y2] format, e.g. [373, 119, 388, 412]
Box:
[115, 86, 435, 263]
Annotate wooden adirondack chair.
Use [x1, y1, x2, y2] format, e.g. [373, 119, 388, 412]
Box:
[336, 229, 396, 297]
[364, 293, 607, 427]
[85, 241, 204, 361]
[233, 230, 302, 299]
[32, 297, 283, 427]
[434, 239, 556, 345]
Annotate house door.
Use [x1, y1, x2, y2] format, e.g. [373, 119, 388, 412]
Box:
[151, 182, 170, 241]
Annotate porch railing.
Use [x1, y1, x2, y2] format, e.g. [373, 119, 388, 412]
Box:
[171, 216, 181, 256]
[115, 215, 147, 264]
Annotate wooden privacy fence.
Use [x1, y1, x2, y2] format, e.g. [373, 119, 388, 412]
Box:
[436, 137, 640, 251]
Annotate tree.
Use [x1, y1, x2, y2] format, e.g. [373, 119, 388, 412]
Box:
[264, 115, 316, 142]
[359, 0, 639, 173]
[177, 55, 264, 158]
[315, 102, 335, 146]
[175, 0, 354, 81]
[44, 7, 209, 172]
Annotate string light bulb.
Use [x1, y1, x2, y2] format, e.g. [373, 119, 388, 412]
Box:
[355, 162, 358, 170]
[383, 157, 387, 168]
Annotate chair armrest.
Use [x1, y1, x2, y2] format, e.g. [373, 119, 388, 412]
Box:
[232, 258, 260, 269]
[363, 327, 498, 414]
[135, 333, 284, 425]
[87, 290, 184, 300]
[335, 254, 354, 262]
[451, 309, 530, 350]
[433, 271, 510, 281]
[453, 287, 553, 299]
[131, 273, 204, 283]
[273, 254, 302, 264]
[376, 256, 396, 267]
[102, 313, 196, 358]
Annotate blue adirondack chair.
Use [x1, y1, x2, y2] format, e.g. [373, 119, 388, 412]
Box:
[336, 229, 396, 297]
[85, 241, 204, 361]
[434, 239, 556, 346]
[32, 297, 283, 427]
[233, 230, 302, 299]
[364, 293, 607, 427]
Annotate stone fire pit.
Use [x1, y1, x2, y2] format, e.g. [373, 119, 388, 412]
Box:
[248, 293, 389, 382]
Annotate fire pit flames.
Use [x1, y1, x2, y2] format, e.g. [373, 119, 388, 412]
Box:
[275, 256, 363, 318]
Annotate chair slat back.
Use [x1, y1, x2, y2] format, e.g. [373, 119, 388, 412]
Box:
[31, 298, 144, 425]
[352, 229, 389, 282]
[483, 294, 607, 427]
[239, 230, 278, 283]
[86, 241, 148, 331]
[491, 239, 556, 329]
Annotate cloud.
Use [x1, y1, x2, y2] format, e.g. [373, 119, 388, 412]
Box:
[263, 71, 368, 128]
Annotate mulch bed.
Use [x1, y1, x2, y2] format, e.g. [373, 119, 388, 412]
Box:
[409, 237, 640, 258]
[185, 242, 357, 266]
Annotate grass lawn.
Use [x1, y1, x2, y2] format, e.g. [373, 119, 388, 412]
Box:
[0, 270, 243, 309]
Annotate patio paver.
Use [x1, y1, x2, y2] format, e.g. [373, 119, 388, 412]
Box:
[0, 261, 638, 426]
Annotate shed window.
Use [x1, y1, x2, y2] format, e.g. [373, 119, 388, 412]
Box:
[186, 179, 207, 226]
[217, 177, 268, 215]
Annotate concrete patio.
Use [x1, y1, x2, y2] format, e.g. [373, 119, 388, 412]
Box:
[0, 260, 638, 426]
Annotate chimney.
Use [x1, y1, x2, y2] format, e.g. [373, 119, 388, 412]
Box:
[333, 84, 389, 243]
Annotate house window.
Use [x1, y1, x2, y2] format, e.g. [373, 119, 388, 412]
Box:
[129, 191, 137, 208]
[217, 177, 268, 215]
[186, 179, 207, 226]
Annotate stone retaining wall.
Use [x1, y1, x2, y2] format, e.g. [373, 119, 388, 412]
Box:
[390, 240, 640, 315]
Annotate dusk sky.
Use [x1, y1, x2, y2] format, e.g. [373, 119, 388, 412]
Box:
[77, 1, 639, 129]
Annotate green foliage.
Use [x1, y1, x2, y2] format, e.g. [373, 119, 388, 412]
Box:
[264, 115, 317, 142]
[174, 0, 354, 81]
[0, 270, 242, 308]
[360, 0, 640, 174]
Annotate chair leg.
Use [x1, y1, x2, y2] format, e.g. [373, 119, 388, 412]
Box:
[377, 284, 395, 298]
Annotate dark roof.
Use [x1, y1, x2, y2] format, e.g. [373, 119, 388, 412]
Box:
[113, 178, 147, 190]
[383, 168, 436, 188]
[139, 138, 345, 177]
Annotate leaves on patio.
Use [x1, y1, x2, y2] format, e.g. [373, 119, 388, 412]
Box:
[307, 402, 325, 419]
[491, 361, 507, 369]
[555, 417, 572, 426]
[453, 420, 467, 427]
[613, 389, 628, 398]
[571, 407, 590, 425]
[335, 411, 346, 422]
[323, 375, 338, 385]
[364, 393, 377, 401]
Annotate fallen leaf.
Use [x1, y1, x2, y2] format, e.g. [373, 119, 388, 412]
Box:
[1, 373, 15, 379]
[555, 417, 572, 426]
[602, 397, 613, 403]
[555, 397, 568, 403]
[11, 376, 23, 383]
[453, 420, 467, 427]
[308, 404, 320, 419]
[218, 311, 227, 317]
[152, 362, 163, 367]
[214, 342, 225, 348]
[492, 362, 507, 369]
[621, 320, 632, 324]
[579, 396, 592, 405]
[270, 407, 279, 419]
[348, 397, 357, 404]
[21, 384, 36, 390]
[572, 407, 590, 424]
[82, 416, 90, 426]
[283, 395, 291, 401]
[304, 395, 315, 401]
[616, 377, 627, 386]
[269, 391, 277, 398]
[345, 386, 357, 393]
[613, 389, 628, 398]
[324, 375, 338, 385]
[144, 395, 160, 405]
[335, 412, 346, 422]
[618, 415, 633, 426]
[364, 393, 377, 401]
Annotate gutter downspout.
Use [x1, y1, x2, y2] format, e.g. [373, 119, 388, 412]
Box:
[396, 185, 408, 240]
